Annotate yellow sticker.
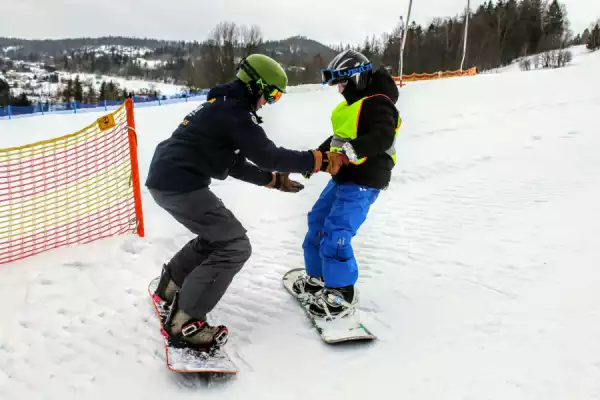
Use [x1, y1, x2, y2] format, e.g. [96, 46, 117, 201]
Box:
[97, 114, 116, 131]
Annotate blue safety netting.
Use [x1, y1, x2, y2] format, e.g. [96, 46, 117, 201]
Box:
[0, 90, 210, 120]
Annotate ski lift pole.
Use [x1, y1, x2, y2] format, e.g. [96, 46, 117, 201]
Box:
[460, 0, 470, 71]
[399, 0, 414, 84]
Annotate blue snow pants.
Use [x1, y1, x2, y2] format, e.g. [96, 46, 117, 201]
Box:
[302, 179, 380, 288]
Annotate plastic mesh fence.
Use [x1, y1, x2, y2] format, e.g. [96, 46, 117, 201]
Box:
[0, 99, 144, 264]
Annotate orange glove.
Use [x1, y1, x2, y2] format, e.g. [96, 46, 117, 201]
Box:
[309, 150, 349, 177]
[325, 152, 350, 175]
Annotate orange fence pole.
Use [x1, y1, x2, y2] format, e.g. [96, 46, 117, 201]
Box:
[125, 98, 145, 237]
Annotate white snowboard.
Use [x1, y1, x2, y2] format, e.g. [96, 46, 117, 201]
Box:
[148, 277, 238, 374]
[282, 268, 376, 343]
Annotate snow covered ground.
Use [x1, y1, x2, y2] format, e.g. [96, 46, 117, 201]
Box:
[482, 44, 592, 74]
[2, 47, 600, 399]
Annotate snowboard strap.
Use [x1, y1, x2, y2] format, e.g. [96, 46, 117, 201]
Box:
[311, 290, 356, 321]
[181, 321, 205, 337]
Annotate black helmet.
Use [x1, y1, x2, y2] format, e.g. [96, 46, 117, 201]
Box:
[321, 49, 373, 90]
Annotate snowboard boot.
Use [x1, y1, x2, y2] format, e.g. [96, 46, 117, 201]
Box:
[291, 274, 324, 298]
[162, 292, 229, 351]
[153, 264, 180, 305]
[308, 285, 358, 320]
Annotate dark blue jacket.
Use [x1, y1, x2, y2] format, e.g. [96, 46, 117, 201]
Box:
[145, 79, 316, 192]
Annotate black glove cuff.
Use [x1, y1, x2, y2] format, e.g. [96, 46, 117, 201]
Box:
[319, 151, 329, 172]
[273, 173, 283, 189]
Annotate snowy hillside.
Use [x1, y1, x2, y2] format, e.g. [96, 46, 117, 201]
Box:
[2, 48, 600, 399]
[485, 44, 592, 74]
[1, 41, 184, 102]
[1, 65, 187, 101]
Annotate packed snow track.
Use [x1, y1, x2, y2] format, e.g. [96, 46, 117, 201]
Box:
[1, 47, 600, 399]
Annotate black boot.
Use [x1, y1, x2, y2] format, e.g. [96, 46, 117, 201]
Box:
[308, 286, 357, 319]
[291, 274, 324, 297]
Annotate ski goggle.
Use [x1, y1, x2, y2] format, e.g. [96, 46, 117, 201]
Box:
[265, 86, 283, 104]
[237, 58, 284, 104]
[321, 63, 373, 85]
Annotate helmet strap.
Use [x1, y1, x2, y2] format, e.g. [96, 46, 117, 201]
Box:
[237, 57, 267, 105]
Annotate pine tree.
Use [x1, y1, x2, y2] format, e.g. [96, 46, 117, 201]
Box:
[73, 76, 84, 103]
[85, 84, 98, 104]
[106, 81, 118, 100]
[99, 81, 107, 101]
[10, 93, 32, 107]
[62, 79, 73, 103]
[520, 0, 545, 53]
[544, 0, 566, 48]
[0, 78, 10, 107]
[588, 24, 600, 51]
[581, 29, 590, 46]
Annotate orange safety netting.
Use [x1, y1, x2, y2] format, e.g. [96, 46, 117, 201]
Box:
[393, 67, 478, 85]
[0, 98, 144, 265]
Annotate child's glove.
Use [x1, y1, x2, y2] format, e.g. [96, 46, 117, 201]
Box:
[326, 152, 350, 175]
[266, 172, 305, 193]
[307, 150, 349, 178]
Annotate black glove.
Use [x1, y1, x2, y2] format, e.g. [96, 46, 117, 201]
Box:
[266, 173, 305, 193]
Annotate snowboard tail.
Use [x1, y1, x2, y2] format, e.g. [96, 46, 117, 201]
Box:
[148, 277, 239, 374]
[282, 268, 376, 343]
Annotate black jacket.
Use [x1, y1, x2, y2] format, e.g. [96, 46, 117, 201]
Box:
[145, 79, 317, 192]
[318, 69, 400, 189]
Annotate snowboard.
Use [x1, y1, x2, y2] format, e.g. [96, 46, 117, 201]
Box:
[147, 277, 239, 374]
[282, 268, 377, 343]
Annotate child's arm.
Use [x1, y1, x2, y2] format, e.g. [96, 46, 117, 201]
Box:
[345, 96, 397, 161]
[317, 136, 333, 152]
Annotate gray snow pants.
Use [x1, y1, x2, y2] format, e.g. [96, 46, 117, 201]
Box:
[149, 187, 252, 321]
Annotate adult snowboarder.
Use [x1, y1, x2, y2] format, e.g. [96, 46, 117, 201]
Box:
[145, 54, 345, 350]
[291, 49, 401, 319]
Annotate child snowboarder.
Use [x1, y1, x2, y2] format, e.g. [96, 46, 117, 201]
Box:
[291, 49, 401, 319]
[145, 54, 343, 350]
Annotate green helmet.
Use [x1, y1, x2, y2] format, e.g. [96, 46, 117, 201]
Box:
[236, 54, 288, 93]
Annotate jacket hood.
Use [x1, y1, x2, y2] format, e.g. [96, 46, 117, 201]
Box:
[342, 67, 399, 105]
[207, 79, 257, 110]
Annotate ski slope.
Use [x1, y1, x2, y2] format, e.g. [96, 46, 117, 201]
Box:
[2, 48, 600, 399]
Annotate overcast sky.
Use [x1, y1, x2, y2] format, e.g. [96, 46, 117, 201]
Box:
[3, 0, 599, 46]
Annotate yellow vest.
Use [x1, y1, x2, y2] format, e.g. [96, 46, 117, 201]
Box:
[329, 94, 401, 165]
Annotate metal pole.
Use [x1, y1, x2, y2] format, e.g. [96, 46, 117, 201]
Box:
[460, 0, 470, 71]
[399, 0, 414, 81]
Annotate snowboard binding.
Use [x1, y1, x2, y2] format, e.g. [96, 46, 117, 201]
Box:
[161, 292, 229, 353]
[162, 324, 229, 353]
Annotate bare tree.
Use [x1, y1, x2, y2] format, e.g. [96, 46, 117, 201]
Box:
[239, 24, 264, 57]
[203, 21, 238, 84]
